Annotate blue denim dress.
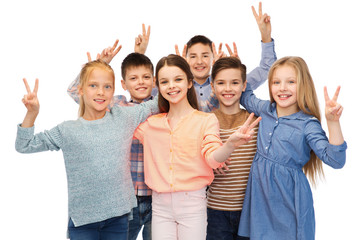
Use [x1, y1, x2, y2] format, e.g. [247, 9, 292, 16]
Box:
[238, 88, 347, 240]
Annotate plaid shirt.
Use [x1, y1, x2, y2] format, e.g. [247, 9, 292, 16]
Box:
[67, 76, 152, 196]
[195, 39, 277, 113]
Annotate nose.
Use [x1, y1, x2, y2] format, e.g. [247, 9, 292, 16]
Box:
[168, 80, 175, 88]
[97, 87, 104, 95]
[280, 81, 287, 91]
[225, 82, 231, 91]
[139, 78, 144, 84]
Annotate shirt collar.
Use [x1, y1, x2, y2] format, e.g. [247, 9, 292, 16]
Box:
[130, 95, 154, 104]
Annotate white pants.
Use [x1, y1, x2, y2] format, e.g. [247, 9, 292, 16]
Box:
[151, 187, 207, 240]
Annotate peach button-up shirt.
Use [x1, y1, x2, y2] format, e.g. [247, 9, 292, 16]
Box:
[134, 110, 223, 193]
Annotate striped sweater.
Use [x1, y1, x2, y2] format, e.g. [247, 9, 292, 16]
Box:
[207, 109, 258, 211]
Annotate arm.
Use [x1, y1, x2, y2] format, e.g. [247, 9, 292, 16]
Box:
[16, 78, 62, 153]
[324, 86, 344, 145]
[212, 113, 261, 163]
[246, 2, 277, 90]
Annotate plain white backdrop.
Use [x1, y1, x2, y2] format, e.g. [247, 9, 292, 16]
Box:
[1, 0, 358, 239]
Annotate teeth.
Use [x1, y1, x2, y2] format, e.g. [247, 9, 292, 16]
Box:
[279, 95, 290, 98]
[223, 94, 234, 98]
[168, 92, 179, 95]
[94, 99, 105, 102]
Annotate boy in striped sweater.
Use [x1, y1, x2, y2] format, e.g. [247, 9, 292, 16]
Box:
[207, 57, 259, 240]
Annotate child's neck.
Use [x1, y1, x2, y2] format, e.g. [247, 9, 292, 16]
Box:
[82, 111, 106, 121]
[219, 104, 241, 115]
[194, 75, 209, 85]
[167, 100, 194, 129]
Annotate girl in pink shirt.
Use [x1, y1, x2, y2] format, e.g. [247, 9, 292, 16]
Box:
[134, 54, 260, 240]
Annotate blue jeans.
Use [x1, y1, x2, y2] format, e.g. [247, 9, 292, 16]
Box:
[128, 195, 152, 240]
[68, 215, 129, 240]
[206, 208, 249, 240]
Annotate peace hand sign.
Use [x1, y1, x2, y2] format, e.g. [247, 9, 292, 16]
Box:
[87, 39, 122, 64]
[324, 86, 343, 122]
[227, 113, 261, 147]
[135, 24, 151, 54]
[252, 2, 272, 43]
[22, 78, 40, 114]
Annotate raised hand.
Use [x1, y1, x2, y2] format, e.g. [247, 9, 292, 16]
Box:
[252, 2, 272, 43]
[225, 42, 240, 60]
[175, 44, 187, 59]
[135, 24, 151, 54]
[324, 86, 343, 122]
[22, 78, 39, 114]
[87, 39, 122, 64]
[21, 78, 40, 128]
[227, 113, 261, 148]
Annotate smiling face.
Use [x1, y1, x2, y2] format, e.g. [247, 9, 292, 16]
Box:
[186, 43, 213, 84]
[78, 68, 114, 120]
[121, 65, 155, 103]
[157, 65, 192, 107]
[212, 68, 246, 114]
[270, 64, 299, 117]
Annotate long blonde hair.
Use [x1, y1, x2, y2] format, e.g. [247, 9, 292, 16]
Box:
[78, 60, 115, 117]
[268, 56, 324, 185]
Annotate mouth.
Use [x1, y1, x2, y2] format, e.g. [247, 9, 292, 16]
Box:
[222, 94, 235, 99]
[94, 99, 106, 104]
[168, 90, 180, 96]
[277, 94, 292, 100]
[194, 66, 206, 71]
[136, 87, 148, 91]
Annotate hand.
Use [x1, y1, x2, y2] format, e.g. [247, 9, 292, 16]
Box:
[324, 86, 343, 122]
[212, 42, 226, 64]
[135, 24, 151, 54]
[225, 42, 240, 60]
[175, 44, 187, 59]
[227, 113, 261, 148]
[87, 39, 122, 64]
[252, 2, 272, 43]
[214, 159, 231, 175]
[22, 78, 40, 114]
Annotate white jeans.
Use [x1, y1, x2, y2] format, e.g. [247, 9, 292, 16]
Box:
[151, 187, 207, 240]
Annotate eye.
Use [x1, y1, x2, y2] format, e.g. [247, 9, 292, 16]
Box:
[216, 81, 224, 85]
[175, 78, 183, 82]
[159, 80, 168, 85]
[105, 85, 112, 89]
[90, 84, 96, 88]
[232, 81, 240, 85]
[272, 81, 280, 85]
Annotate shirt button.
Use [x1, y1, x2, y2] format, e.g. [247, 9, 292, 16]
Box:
[269, 132, 272, 135]
[265, 146, 268, 150]
[170, 149, 173, 152]
[200, 93, 203, 96]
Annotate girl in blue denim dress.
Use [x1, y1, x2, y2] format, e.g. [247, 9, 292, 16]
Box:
[237, 56, 347, 240]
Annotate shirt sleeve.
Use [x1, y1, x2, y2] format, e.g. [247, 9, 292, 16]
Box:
[67, 74, 81, 104]
[15, 124, 63, 153]
[200, 114, 223, 169]
[305, 118, 347, 169]
[240, 84, 269, 117]
[133, 121, 146, 143]
[246, 39, 277, 90]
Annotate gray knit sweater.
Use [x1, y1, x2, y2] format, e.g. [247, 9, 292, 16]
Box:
[15, 97, 158, 227]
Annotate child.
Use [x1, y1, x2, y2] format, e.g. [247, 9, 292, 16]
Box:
[175, 2, 276, 113]
[206, 57, 258, 240]
[133, 54, 261, 240]
[237, 56, 347, 240]
[67, 25, 154, 240]
[15, 60, 159, 240]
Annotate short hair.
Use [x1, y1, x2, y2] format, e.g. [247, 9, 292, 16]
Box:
[211, 57, 247, 83]
[155, 54, 199, 113]
[185, 35, 213, 55]
[121, 53, 154, 79]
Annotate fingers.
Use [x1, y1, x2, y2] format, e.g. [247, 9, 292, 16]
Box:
[249, 116, 261, 129]
[225, 43, 233, 55]
[33, 78, 39, 94]
[251, 5, 258, 19]
[175, 44, 180, 55]
[258, 2, 262, 17]
[332, 86, 341, 102]
[23, 78, 31, 94]
[87, 52, 92, 62]
[182, 44, 187, 58]
[111, 39, 119, 51]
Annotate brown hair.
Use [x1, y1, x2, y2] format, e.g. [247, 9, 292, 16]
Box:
[211, 57, 247, 83]
[268, 56, 323, 185]
[121, 52, 154, 79]
[185, 35, 213, 55]
[78, 60, 115, 117]
[155, 54, 199, 112]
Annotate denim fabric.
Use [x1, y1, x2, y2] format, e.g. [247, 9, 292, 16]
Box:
[128, 196, 152, 240]
[206, 208, 249, 240]
[68, 215, 129, 240]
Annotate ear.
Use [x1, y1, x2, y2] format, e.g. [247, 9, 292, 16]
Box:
[211, 81, 215, 93]
[121, 79, 127, 91]
[242, 80, 247, 92]
[188, 79, 193, 89]
[78, 85, 84, 96]
[152, 76, 156, 88]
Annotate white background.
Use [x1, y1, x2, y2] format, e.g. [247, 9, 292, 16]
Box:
[1, 0, 358, 239]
